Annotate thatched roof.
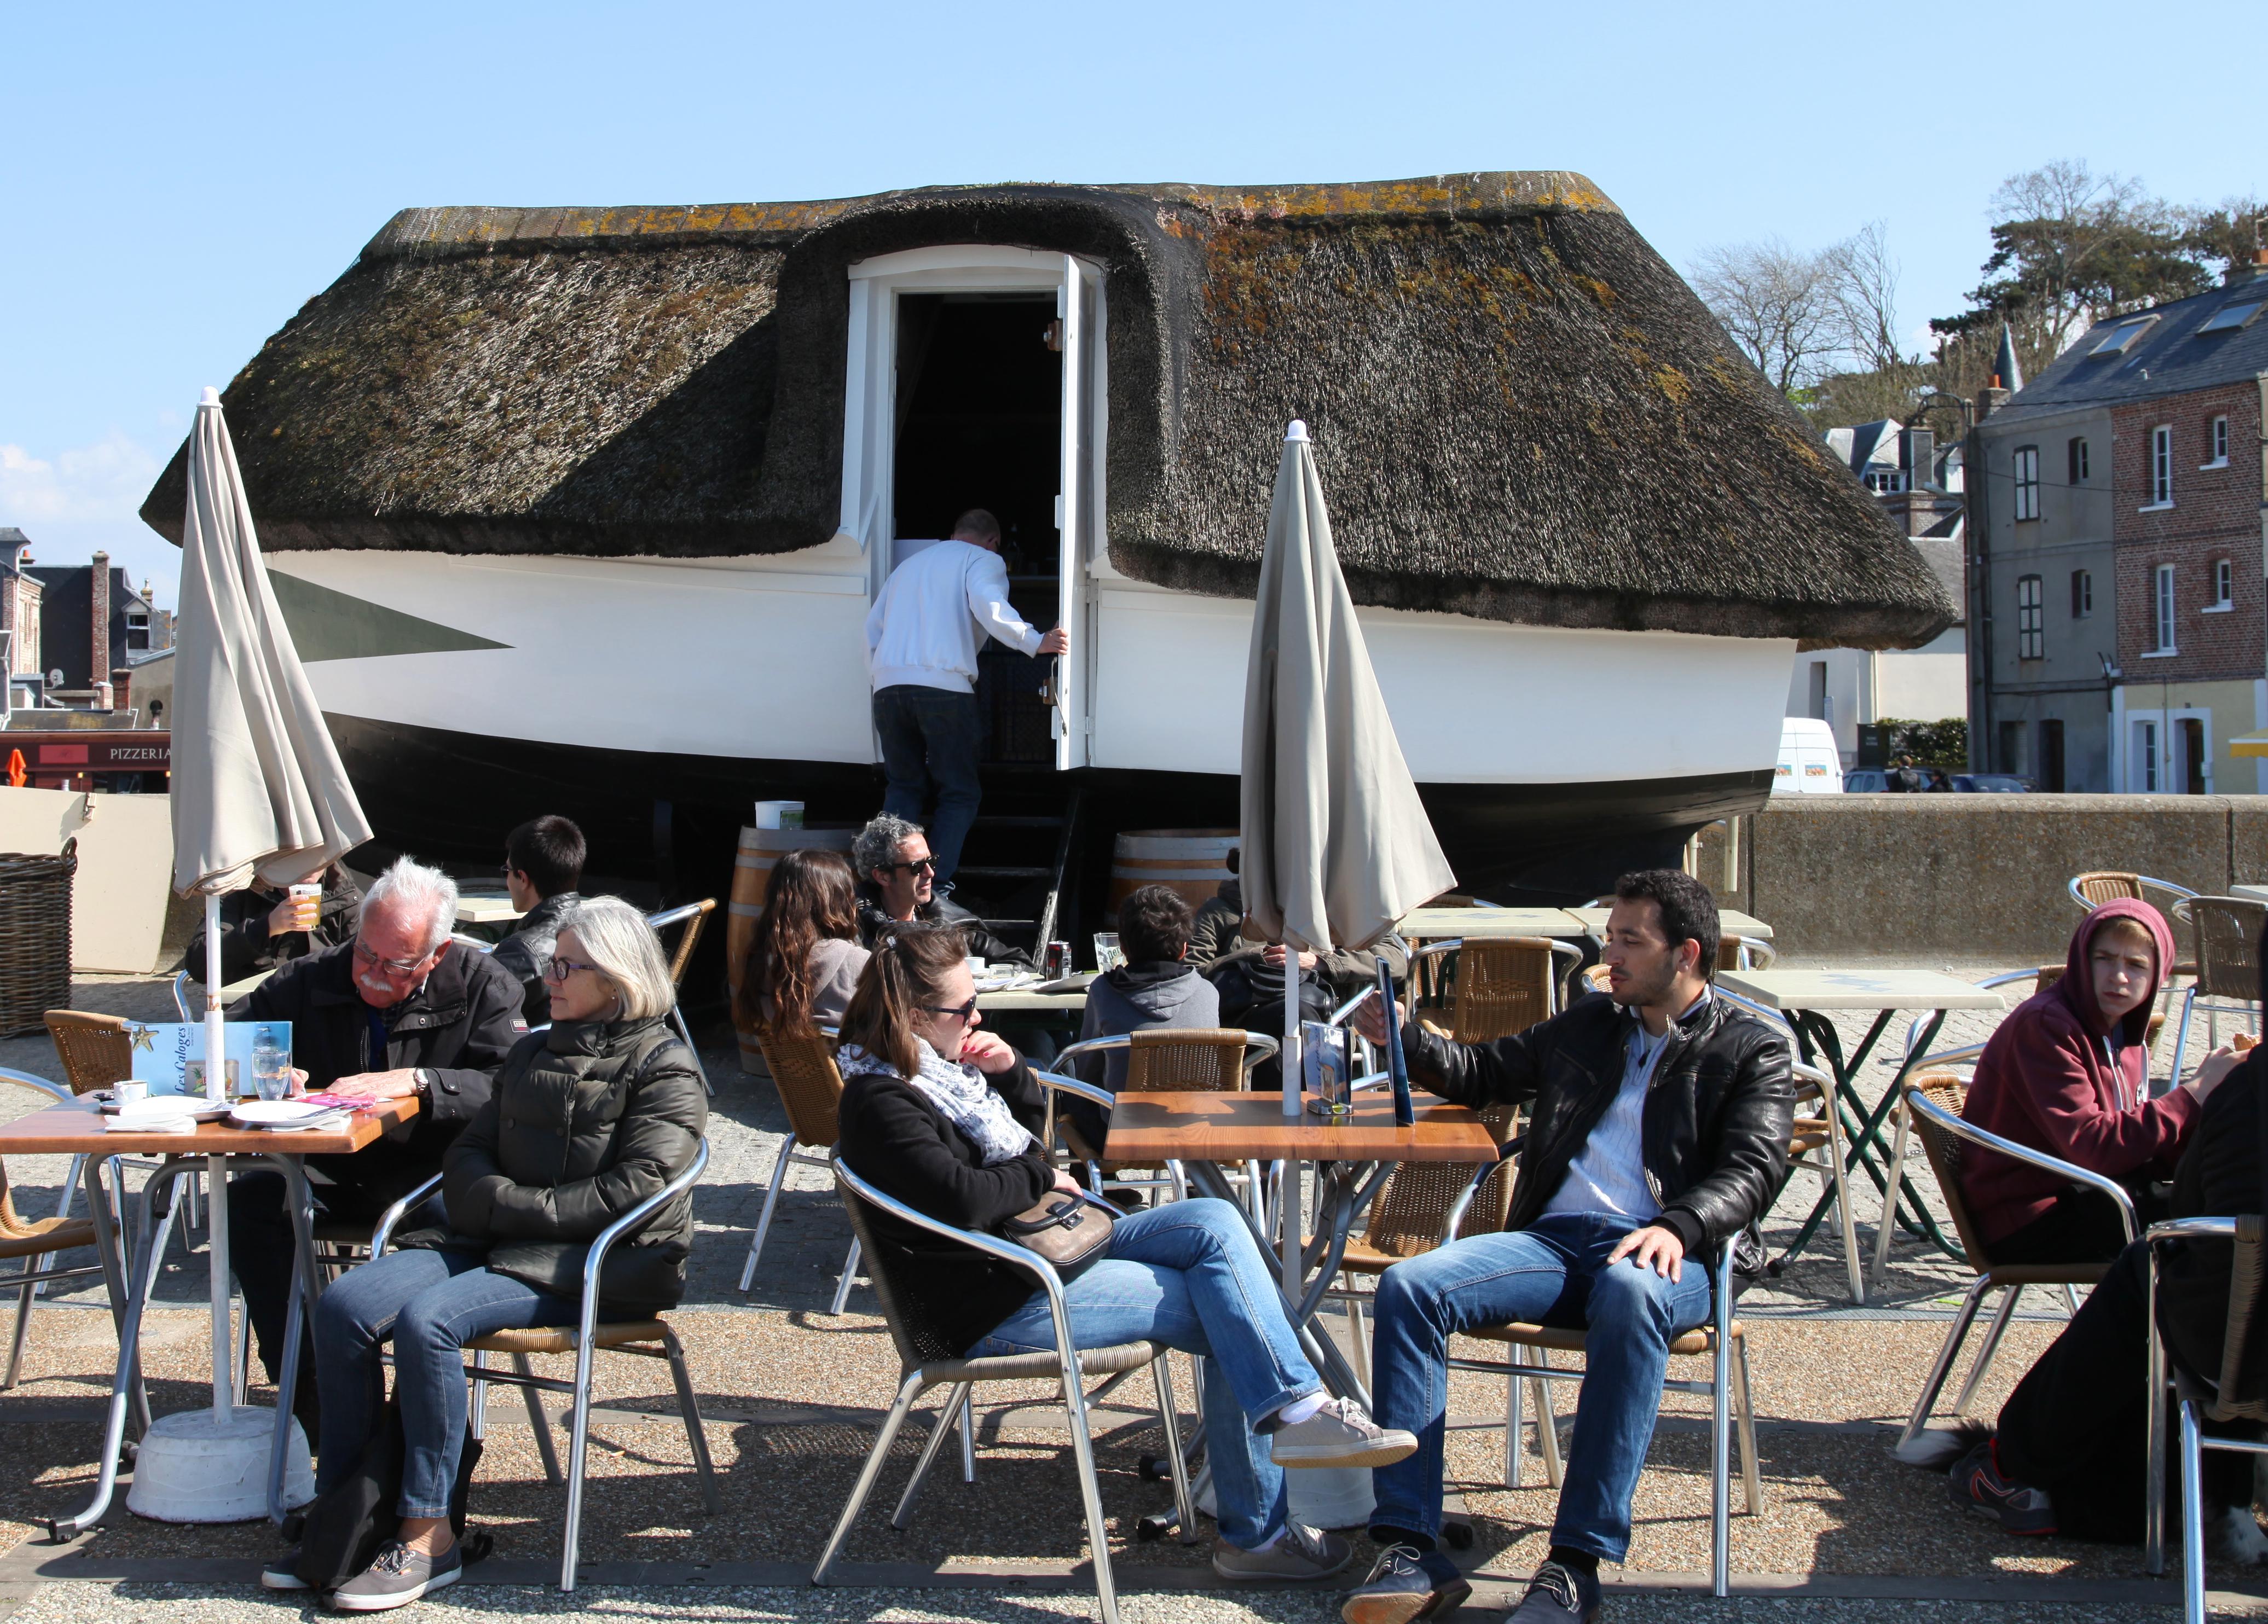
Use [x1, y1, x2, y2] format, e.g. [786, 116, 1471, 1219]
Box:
[141, 175, 1951, 649]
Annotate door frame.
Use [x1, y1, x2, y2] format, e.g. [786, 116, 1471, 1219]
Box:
[837, 246, 1108, 767]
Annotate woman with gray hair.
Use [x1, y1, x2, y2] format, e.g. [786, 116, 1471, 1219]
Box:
[274, 896, 705, 1609]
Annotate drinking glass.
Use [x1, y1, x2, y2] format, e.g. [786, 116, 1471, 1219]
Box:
[252, 1031, 292, 1102]
[1092, 933, 1124, 972]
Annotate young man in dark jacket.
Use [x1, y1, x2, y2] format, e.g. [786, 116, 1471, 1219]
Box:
[223, 857, 524, 1429]
[1342, 869, 1793, 1624]
[489, 814, 586, 1026]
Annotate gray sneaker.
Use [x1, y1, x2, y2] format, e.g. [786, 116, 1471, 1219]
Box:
[1268, 1396, 1419, 1469]
[259, 1548, 309, 1591]
[1212, 1520, 1354, 1582]
[329, 1539, 464, 1611]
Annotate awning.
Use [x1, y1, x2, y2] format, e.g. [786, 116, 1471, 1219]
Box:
[2231, 731, 2268, 758]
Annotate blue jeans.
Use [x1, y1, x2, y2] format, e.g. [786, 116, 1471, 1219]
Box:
[1368, 1212, 1714, 1562]
[314, 1248, 577, 1517]
[873, 685, 984, 886]
[967, 1198, 1321, 1549]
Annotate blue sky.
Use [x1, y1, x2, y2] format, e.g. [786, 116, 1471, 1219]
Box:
[3, 0, 2260, 606]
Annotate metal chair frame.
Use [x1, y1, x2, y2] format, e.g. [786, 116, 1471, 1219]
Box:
[2167, 896, 2265, 1084]
[817, 1147, 1196, 1624]
[2069, 872, 2200, 913]
[737, 1023, 860, 1311]
[0, 1068, 125, 1388]
[1050, 1030, 1280, 1204]
[442, 1141, 718, 1592]
[2143, 1214, 2268, 1621]
[645, 901, 716, 1095]
[1892, 1086, 2136, 1451]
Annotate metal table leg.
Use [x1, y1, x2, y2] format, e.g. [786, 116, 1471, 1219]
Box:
[264, 1154, 324, 1523]
[45, 1159, 192, 1540]
[1780, 1010, 1956, 1266]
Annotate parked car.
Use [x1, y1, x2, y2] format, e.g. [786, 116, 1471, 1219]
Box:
[1953, 773, 2034, 792]
[1844, 765, 1954, 792]
[1772, 718, 1844, 794]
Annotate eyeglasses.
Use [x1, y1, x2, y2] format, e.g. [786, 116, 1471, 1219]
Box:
[887, 858, 938, 875]
[545, 956, 600, 983]
[923, 997, 979, 1023]
[353, 937, 435, 976]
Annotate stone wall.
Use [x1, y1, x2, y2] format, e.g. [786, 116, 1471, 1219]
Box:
[1699, 794, 2268, 962]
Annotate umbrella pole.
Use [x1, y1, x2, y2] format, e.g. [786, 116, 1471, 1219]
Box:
[204, 894, 234, 1419]
[1282, 973, 1301, 1298]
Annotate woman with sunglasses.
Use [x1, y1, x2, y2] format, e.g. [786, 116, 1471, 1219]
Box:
[834, 925, 1416, 1586]
[271, 896, 706, 1610]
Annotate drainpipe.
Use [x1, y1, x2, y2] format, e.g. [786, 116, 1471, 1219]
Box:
[1965, 416, 1994, 772]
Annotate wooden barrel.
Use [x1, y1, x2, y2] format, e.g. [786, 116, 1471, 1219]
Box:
[727, 825, 858, 1074]
[1106, 828, 1239, 917]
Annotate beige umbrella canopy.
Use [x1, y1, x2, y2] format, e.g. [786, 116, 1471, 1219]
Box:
[1240, 420, 1455, 969]
[171, 388, 371, 898]
[170, 386, 371, 1428]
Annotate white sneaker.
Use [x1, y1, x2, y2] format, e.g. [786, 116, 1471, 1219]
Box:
[1268, 1396, 1418, 1468]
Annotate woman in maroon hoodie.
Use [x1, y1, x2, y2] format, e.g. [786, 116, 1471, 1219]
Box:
[1960, 898, 2238, 1264]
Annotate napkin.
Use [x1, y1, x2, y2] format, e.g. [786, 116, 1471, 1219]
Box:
[107, 1101, 199, 1134]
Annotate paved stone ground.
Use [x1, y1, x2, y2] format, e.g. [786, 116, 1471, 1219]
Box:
[0, 955, 2255, 1622]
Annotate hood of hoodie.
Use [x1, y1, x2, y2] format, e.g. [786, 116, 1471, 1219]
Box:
[2057, 897, 2176, 1045]
[1102, 960, 1208, 1019]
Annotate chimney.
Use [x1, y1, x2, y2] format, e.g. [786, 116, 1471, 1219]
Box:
[111, 667, 132, 718]
[1901, 427, 1936, 490]
[2227, 248, 2268, 287]
[88, 552, 110, 692]
[1977, 384, 2010, 419]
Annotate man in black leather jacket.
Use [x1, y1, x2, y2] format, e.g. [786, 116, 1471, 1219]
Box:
[1341, 870, 1792, 1624]
[850, 812, 1031, 968]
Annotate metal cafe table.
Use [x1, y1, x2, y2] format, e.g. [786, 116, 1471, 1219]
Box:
[0, 1092, 423, 1536]
[1396, 907, 1590, 944]
[1102, 1088, 1496, 1405]
[1715, 967, 2004, 1271]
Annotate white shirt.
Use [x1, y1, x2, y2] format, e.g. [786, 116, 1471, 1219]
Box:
[1542, 989, 1710, 1223]
[864, 539, 1046, 694]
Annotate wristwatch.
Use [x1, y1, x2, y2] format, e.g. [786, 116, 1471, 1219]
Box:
[413, 1068, 435, 1098]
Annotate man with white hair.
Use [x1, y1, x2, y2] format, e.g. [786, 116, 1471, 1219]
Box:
[224, 855, 524, 1434]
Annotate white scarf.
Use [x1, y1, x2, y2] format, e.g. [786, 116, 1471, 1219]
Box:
[838, 1038, 1034, 1165]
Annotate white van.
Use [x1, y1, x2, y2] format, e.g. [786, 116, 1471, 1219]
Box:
[1772, 717, 1844, 794]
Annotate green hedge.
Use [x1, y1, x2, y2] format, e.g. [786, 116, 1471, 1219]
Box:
[1877, 717, 1969, 770]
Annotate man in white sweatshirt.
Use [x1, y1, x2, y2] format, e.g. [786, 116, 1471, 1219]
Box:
[864, 508, 1067, 887]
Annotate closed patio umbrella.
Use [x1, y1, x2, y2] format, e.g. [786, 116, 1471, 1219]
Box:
[171, 386, 371, 1433]
[1240, 421, 1455, 1285]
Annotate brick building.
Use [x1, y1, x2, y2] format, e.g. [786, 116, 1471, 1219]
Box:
[1972, 258, 2268, 791]
[0, 534, 167, 716]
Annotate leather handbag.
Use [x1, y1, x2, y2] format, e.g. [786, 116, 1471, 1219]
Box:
[997, 1191, 1116, 1281]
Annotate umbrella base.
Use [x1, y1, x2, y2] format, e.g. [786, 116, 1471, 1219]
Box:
[125, 1406, 313, 1524]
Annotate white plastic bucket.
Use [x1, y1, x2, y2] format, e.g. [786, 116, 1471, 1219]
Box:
[1195, 1457, 1375, 1532]
[753, 800, 805, 830]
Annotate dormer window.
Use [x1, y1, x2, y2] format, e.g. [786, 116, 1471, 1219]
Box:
[2090, 315, 2158, 356]
[1862, 468, 1905, 494]
[124, 611, 150, 652]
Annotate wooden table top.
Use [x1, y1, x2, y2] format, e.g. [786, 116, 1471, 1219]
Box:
[1396, 907, 1587, 941]
[1105, 1089, 1496, 1163]
[455, 894, 525, 925]
[1717, 967, 2006, 1013]
[976, 989, 1088, 1013]
[1568, 906, 1775, 942]
[0, 1094, 421, 1157]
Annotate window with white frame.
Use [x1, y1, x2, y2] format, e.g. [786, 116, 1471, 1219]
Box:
[2149, 425, 2174, 506]
[2068, 437, 2090, 484]
[2013, 446, 2040, 520]
[1862, 467, 1906, 494]
[2016, 574, 2044, 659]
[2214, 558, 2234, 608]
[2153, 563, 2178, 652]
[2071, 569, 2092, 618]
[2135, 720, 2160, 792]
[2208, 415, 2229, 467]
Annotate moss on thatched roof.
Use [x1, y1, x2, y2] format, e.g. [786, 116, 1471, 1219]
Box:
[142, 174, 1949, 649]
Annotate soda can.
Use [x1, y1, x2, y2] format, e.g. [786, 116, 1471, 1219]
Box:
[1045, 941, 1072, 979]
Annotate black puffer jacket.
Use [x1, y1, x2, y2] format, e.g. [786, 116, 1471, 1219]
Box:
[1401, 990, 1793, 1272]
[401, 1016, 708, 1315]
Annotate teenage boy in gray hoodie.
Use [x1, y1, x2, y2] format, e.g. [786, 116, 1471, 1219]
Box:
[1064, 885, 1221, 1156]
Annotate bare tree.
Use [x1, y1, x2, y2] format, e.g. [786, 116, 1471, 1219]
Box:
[1689, 237, 1844, 397]
[1825, 221, 1908, 372]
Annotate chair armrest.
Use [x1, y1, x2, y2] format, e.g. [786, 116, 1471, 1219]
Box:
[369, 1171, 447, 1257]
[1052, 1035, 1130, 1066]
[172, 971, 193, 1023]
[581, 1140, 710, 1298]
[0, 1067, 71, 1105]
[450, 933, 495, 955]
[645, 901, 714, 931]
[1328, 989, 1375, 1028]
[1436, 1134, 1524, 1244]
[1031, 1069, 1114, 1111]
[2148, 1216, 2241, 1246]
[832, 1155, 1069, 1303]
[1906, 1088, 2139, 1242]
[1409, 939, 1464, 964]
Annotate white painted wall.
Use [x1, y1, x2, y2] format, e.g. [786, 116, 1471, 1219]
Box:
[1786, 630, 1969, 760]
[0, 786, 176, 971]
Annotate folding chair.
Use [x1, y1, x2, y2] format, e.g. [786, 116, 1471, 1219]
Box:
[738, 1023, 861, 1312]
[0, 1067, 127, 1389]
[646, 901, 717, 1094]
[2144, 1213, 2268, 1623]
[818, 1150, 1196, 1624]
[1891, 1079, 2135, 1454]
[2168, 897, 2265, 1083]
[452, 1141, 718, 1592]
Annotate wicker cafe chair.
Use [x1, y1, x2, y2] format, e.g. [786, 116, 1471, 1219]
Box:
[0, 1067, 120, 1389]
[1784, 1060, 1864, 1303]
[444, 1141, 718, 1593]
[645, 901, 717, 1094]
[2168, 897, 2265, 1082]
[1411, 937, 1582, 1043]
[2143, 1213, 2268, 1623]
[818, 1153, 1197, 1624]
[1716, 935, 1777, 973]
[1890, 1079, 2136, 1455]
[43, 1008, 201, 1232]
[1048, 1029, 1278, 1199]
[2068, 872, 2201, 993]
[737, 1023, 861, 1313]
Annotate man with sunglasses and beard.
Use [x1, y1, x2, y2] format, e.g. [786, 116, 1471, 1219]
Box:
[850, 813, 1030, 968]
[222, 855, 524, 1436]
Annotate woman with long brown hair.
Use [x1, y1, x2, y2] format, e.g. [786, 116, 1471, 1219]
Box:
[834, 925, 1414, 1585]
[740, 849, 869, 1035]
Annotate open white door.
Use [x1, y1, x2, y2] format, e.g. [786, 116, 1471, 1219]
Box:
[1053, 256, 1101, 769]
